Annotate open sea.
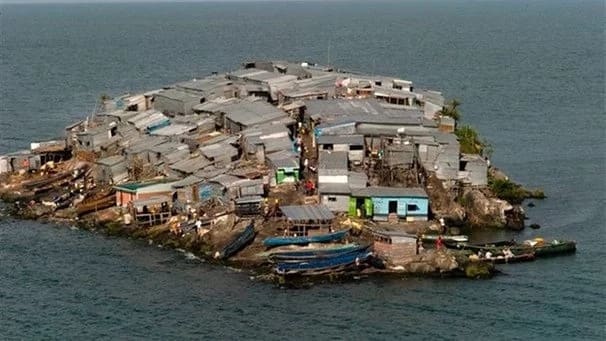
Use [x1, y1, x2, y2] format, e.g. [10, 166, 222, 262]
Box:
[0, 0, 604, 339]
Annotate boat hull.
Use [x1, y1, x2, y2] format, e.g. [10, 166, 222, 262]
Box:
[480, 253, 535, 264]
[263, 229, 349, 248]
[275, 250, 371, 275]
[447, 240, 576, 258]
[269, 244, 370, 262]
[219, 223, 256, 260]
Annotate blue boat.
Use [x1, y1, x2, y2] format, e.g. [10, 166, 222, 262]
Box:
[275, 250, 372, 275]
[269, 244, 370, 262]
[263, 229, 349, 248]
[217, 222, 256, 260]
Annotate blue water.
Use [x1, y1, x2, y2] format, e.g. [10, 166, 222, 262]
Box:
[1, 1, 605, 339]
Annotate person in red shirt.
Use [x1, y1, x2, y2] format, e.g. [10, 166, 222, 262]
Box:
[436, 235, 444, 250]
[304, 179, 315, 196]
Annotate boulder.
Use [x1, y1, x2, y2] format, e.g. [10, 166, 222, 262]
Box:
[460, 189, 514, 228]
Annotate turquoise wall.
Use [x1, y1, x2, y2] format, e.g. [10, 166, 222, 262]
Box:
[371, 196, 429, 218]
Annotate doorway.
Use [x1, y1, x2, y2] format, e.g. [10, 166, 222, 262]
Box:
[388, 200, 398, 214]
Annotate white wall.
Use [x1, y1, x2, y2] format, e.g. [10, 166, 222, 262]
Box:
[318, 175, 348, 183]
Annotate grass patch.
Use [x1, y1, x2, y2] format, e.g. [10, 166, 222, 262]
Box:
[488, 178, 546, 204]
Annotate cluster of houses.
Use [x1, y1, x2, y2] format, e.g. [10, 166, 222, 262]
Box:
[1, 60, 490, 226]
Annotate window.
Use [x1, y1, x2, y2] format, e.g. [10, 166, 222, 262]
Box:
[328, 196, 337, 202]
[407, 204, 419, 212]
[350, 145, 364, 151]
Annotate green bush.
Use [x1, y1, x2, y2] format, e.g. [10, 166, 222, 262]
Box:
[456, 125, 491, 155]
[488, 176, 546, 204]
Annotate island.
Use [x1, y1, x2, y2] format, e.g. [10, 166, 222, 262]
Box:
[1, 60, 568, 284]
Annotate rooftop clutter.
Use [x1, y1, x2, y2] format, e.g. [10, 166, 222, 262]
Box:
[6, 60, 490, 224]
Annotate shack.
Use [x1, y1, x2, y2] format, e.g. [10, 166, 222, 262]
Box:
[371, 230, 418, 263]
[459, 154, 488, 187]
[317, 134, 365, 165]
[130, 196, 172, 227]
[75, 124, 119, 152]
[279, 204, 335, 236]
[318, 151, 348, 184]
[199, 142, 238, 166]
[234, 195, 263, 217]
[317, 151, 350, 212]
[439, 116, 455, 133]
[94, 155, 128, 185]
[351, 187, 429, 221]
[153, 89, 205, 116]
[126, 110, 170, 132]
[318, 182, 350, 212]
[0, 151, 42, 174]
[114, 180, 177, 207]
[222, 101, 288, 133]
[170, 175, 204, 203]
[169, 155, 212, 177]
[266, 150, 299, 185]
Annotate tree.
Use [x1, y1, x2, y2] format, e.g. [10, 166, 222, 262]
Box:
[440, 99, 462, 121]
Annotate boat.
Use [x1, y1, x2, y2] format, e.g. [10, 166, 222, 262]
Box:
[421, 234, 469, 243]
[518, 239, 576, 257]
[75, 193, 115, 216]
[447, 238, 576, 258]
[269, 244, 370, 262]
[263, 229, 349, 248]
[443, 239, 516, 251]
[480, 252, 536, 264]
[217, 222, 256, 260]
[275, 250, 372, 275]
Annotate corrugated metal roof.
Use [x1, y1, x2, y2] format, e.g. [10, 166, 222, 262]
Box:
[154, 88, 203, 102]
[229, 68, 269, 78]
[317, 134, 364, 146]
[318, 182, 351, 194]
[348, 171, 368, 189]
[169, 155, 212, 174]
[150, 124, 196, 136]
[96, 155, 126, 166]
[175, 76, 232, 93]
[280, 204, 335, 222]
[266, 150, 299, 169]
[199, 143, 238, 160]
[194, 166, 228, 179]
[210, 174, 241, 188]
[351, 186, 428, 198]
[127, 109, 162, 124]
[114, 179, 175, 193]
[170, 175, 204, 188]
[223, 101, 287, 127]
[305, 98, 385, 121]
[149, 142, 189, 154]
[318, 151, 348, 170]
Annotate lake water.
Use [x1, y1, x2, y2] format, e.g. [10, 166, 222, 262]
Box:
[1, 1, 604, 339]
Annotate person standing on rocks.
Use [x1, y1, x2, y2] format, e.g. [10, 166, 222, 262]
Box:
[436, 236, 444, 250]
